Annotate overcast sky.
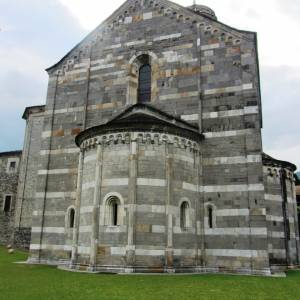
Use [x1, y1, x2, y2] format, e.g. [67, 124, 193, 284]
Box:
[0, 0, 299, 171]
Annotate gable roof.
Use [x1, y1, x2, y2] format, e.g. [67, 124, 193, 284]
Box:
[108, 103, 199, 131]
[0, 150, 22, 158]
[75, 103, 203, 146]
[46, 0, 256, 73]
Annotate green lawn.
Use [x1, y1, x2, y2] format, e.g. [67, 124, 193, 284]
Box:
[0, 247, 300, 300]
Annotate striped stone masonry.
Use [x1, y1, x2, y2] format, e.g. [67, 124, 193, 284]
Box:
[13, 0, 298, 276]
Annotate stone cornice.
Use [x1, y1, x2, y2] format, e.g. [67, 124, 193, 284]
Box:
[262, 153, 296, 173]
[79, 131, 200, 153]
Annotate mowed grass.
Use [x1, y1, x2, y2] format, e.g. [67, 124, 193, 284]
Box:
[0, 247, 300, 300]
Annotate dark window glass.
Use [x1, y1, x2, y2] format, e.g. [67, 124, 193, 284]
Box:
[112, 202, 118, 226]
[69, 209, 75, 228]
[208, 207, 213, 228]
[4, 196, 12, 213]
[9, 161, 16, 171]
[138, 64, 151, 103]
[286, 219, 291, 240]
[180, 202, 189, 229]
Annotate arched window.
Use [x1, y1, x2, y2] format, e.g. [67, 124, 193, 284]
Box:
[107, 197, 121, 226]
[69, 208, 75, 228]
[138, 64, 151, 103]
[3, 195, 12, 213]
[180, 201, 189, 229]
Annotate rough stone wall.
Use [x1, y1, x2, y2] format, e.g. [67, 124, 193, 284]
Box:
[0, 153, 21, 245]
[13, 109, 44, 249]
[13, 228, 32, 249]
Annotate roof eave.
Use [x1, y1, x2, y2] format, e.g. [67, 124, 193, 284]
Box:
[263, 153, 297, 172]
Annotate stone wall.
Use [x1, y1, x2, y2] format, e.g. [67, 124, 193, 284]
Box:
[0, 152, 21, 246]
[25, 0, 299, 274]
[13, 227, 32, 249]
[74, 131, 200, 272]
[13, 106, 45, 249]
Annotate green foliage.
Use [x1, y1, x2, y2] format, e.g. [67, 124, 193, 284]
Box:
[295, 173, 300, 185]
[1, 247, 300, 300]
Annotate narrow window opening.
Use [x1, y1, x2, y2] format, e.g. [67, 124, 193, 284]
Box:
[180, 202, 189, 229]
[10, 161, 16, 170]
[138, 63, 151, 103]
[108, 197, 120, 226]
[112, 201, 118, 226]
[286, 219, 291, 240]
[69, 208, 75, 228]
[4, 196, 12, 213]
[208, 206, 213, 229]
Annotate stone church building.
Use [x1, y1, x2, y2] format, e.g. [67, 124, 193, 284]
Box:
[1, 0, 299, 275]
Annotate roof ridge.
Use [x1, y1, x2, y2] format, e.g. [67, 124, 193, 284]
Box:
[106, 103, 198, 128]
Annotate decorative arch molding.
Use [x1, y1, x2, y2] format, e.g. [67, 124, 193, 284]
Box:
[48, 0, 249, 77]
[103, 192, 125, 205]
[179, 197, 192, 229]
[128, 51, 158, 65]
[102, 192, 125, 226]
[80, 132, 200, 153]
[127, 51, 158, 105]
[178, 197, 192, 208]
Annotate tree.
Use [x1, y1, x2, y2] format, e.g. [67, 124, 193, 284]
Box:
[294, 173, 300, 186]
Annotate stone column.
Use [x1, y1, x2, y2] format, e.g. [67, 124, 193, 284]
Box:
[165, 142, 174, 272]
[126, 136, 138, 271]
[89, 143, 103, 270]
[71, 149, 84, 267]
[194, 149, 202, 269]
[196, 23, 203, 133]
[280, 169, 290, 266]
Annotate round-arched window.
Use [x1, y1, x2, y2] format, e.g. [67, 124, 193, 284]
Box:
[107, 197, 121, 226]
[180, 201, 190, 229]
[138, 64, 151, 103]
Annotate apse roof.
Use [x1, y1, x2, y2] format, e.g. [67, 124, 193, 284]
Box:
[75, 103, 204, 146]
[262, 153, 297, 172]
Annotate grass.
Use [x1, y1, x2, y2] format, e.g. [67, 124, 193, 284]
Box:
[0, 247, 300, 300]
